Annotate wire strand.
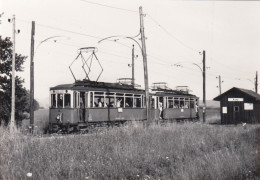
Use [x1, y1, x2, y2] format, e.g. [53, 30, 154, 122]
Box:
[147, 14, 199, 54]
[79, 0, 138, 13]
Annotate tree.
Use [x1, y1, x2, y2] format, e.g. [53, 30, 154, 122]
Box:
[0, 36, 39, 126]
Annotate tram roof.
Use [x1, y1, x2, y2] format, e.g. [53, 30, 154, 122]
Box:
[152, 88, 197, 98]
[50, 80, 144, 92]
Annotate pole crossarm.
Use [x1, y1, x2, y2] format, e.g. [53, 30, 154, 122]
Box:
[192, 63, 203, 74]
[35, 36, 70, 54]
[98, 33, 142, 51]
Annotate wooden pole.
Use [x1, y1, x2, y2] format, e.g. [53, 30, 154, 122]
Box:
[203, 50, 206, 123]
[132, 44, 135, 86]
[256, 71, 258, 93]
[30, 21, 35, 134]
[10, 15, 16, 133]
[139, 6, 149, 121]
[219, 75, 222, 95]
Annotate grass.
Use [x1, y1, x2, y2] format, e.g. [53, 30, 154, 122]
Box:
[1, 120, 260, 180]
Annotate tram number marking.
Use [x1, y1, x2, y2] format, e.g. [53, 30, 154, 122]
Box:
[118, 108, 123, 113]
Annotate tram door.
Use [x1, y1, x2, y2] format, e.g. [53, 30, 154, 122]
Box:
[159, 97, 165, 118]
[79, 92, 86, 122]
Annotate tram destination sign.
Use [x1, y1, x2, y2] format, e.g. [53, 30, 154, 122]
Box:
[228, 98, 244, 102]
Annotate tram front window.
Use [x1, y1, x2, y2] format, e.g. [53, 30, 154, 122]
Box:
[57, 94, 63, 108]
[51, 94, 56, 108]
[190, 100, 195, 109]
[64, 94, 71, 108]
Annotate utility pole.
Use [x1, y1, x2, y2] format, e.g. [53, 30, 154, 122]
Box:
[30, 21, 35, 134]
[132, 44, 135, 86]
[216, 75, 222, 95]
[202, 50, 206, 123]
[218, 75, 221, 94]
[139, 6, 149, 121]
[10, 15, 16, 133]
[255, 71, 258, 93]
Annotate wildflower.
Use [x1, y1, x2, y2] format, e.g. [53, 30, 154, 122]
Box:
[137, 174, 140, 177]
[85, 177, 89, 179]
[166, 157, 169, 160]
[26, 172, 32, 177]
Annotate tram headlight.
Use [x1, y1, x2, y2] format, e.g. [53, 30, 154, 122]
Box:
[56, 113, 62, 123]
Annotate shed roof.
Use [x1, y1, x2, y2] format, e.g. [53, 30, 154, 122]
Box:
[214, 87, 260, 101]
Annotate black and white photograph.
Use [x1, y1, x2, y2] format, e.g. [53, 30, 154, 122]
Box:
[0, 0, 260, 179]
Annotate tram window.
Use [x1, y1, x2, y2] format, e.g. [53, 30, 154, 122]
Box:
[94, 96, 105, 107]
[125, 97, 133, 107]
[57, 94, 63, 108]
[184, 98, 189, 108]
[184, 101, 189, 108]
[116, 97, 124, 108]
[174, 98, 179, 108]
[64, 94, 71, 108]
[90, 92, 93, 108]
[168, 100, 174, 108]
[151, 98, 155, 109]
[180, 98, 184, 108]
[134, 98, 141, 108]
[190, 100, 195, 109]
[73, 92, 77, 108]
[51, 94, 56, 108]
[106, 97, 115, 107]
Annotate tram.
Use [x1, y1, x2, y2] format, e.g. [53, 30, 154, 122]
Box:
[48, 80, 199, 133]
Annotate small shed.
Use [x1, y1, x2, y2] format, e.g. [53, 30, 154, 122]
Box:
[213, 87, 260, 124]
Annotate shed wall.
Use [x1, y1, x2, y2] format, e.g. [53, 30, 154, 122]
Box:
[219, 91, 259, 124]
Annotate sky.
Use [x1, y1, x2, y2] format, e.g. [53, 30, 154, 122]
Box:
[1, 0, 260, 107]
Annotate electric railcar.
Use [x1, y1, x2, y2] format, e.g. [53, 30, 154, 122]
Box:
[48, 80, 199, 133]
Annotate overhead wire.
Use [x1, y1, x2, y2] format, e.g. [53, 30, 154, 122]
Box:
[146, 14, 199, 54]
[79, 0, 138, 13]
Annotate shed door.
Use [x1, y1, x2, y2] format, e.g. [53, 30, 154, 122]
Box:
[232, 102, 242, 124]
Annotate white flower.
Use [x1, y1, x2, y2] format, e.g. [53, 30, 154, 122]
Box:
[26, 172, 32, 177]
